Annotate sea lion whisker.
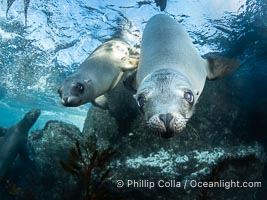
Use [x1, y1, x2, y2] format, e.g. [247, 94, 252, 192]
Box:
[186, 124, 199, 138]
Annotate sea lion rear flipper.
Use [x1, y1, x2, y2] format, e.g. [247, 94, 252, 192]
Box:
[92, 95, 109, 110]
[205, 56, 240, 80]
[123, 69, 137, 92]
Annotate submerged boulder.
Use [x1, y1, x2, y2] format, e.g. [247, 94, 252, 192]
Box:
[5, 120, 83, 200]
[2, 77, 265, 200]
[82, 77, 266, 199]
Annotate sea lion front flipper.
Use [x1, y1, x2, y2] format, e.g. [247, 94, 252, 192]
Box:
[120, 45, 139, 71]
[205, 56, 240, 80]
[19, 145, 30, 162]
[123, 69, 137, 92]
[120, 57, 139, 71]
[92, 95, 109, 110]
[19, 145, 36, 172]
[0, 127, 7, 136]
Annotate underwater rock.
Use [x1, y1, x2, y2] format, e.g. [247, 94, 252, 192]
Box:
[2, 77, 265, 200]
[8, 120, 83, 200]
[82, 76, 266, 199]
[1, 77, 265, 200]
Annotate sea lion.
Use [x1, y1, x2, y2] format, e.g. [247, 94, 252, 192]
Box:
[0, 109, 40, 176]
[126, 14, 239, 138]
[58, 39, 139, 109]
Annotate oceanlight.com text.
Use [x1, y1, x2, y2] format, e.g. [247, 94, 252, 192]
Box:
[116, 179, 262, 190]
[188, 180, 261, 189]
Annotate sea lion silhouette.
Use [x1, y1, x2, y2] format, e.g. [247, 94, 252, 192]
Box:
[0, 109, 40, 176]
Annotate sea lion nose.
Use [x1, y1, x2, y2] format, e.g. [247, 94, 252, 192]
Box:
[159, 113, 173, 128]
[62, 96, 69, 105]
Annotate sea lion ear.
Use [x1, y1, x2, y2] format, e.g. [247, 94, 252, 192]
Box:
[205, 56, 240, 80]
[123, 69, 137, 92]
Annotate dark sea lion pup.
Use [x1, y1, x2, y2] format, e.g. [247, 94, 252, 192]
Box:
[0, 109, 41, 177]
[58, 39, 139, 109]
[125, 14, 239, 138]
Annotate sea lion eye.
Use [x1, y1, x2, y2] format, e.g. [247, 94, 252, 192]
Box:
[76, 83, 84, 92]
[184, 91, 194, 104]
[29, 112, 35, 119]
[137, 94, 146, 109]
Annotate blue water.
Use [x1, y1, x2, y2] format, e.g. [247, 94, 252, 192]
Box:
[0, 0, 266, 132]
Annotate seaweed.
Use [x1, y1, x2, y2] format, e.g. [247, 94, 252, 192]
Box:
[60, 139, 116, 200]
[0, 177, 36, 200]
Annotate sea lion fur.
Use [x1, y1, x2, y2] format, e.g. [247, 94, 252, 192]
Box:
[0, 109, 40, 176]
[58, 39, 139, 108]
[126, 14, 239, 138]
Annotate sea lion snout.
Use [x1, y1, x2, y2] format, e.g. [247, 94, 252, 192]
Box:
[28, 109, 41, 118]
[159, 113, 175, 138]
[34, 109, 41, 116]
[159, 113, 173, 129]
[25, 109, 41, 126]
[58, 79, 88, 107]
[147, 113, 187, 138]
[61, 96, 81, 107]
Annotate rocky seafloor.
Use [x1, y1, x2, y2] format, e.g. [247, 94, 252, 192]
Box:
[1, 75, 267, 200]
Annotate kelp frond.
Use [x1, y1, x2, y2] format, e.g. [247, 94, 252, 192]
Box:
[60, 139, 116, 200]
[0, 177, 35, 199]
